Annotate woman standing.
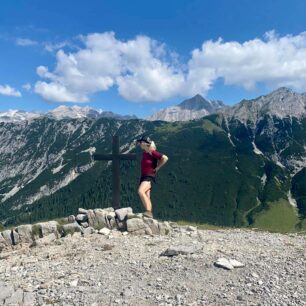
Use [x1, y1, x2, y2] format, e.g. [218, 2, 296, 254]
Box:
[136, 136, 168, 218]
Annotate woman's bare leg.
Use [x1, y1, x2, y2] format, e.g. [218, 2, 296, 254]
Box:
[138, 181, 152, 212]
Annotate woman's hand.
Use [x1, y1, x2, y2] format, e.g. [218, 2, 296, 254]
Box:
[153, 167, 160, 173]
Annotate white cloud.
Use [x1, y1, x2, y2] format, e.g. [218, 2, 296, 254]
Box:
[35, 81, 89, 102]
[16, 38, 38, 46]
[0, 85, 22, 97]
[186, 30, 306, 93]
[34, 30, 306, 103]
[44, 41, 73, 52]
[22, 83, 32, 91]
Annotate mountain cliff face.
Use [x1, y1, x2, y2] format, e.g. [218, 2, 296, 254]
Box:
[0, 88, 305, 233]
[220, 87, 306, 123]
[145, 94, 227, 122]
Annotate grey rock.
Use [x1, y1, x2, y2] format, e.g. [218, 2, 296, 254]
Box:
[36, 221, 58, 237]
[103, 207, 115, 213]
[130, 229, 146, 235]
[115, 207, 133, 221]
[99, 227, 111, 235]
[88, 209, 108, 229]
[229, 259, 245, 268]
[82, 227, 95, 236]
[158, 222, 172, 235]
[127, 218, 146, 232]
[68, 215, 76, 223]
[36, 233, 57, 246]
[126, 213, 142, 219]
[62, 223, 83, 235]
[106, 212, 116, 219]
[78, 208, 89, 214]
[143, 218, 160, 235]
[80, 222, 89, 228]
[214, 258, 234, 270]
[76, 214, 88, 222]
[186, 225, 197, 231]
[109, 218, 117, 229]
[104, 216, 111, 229]
[160, 244, 202, 257]
[116, 220, 127, 231]
[16, 224, 33, 243]
[1, 230, 13, 245]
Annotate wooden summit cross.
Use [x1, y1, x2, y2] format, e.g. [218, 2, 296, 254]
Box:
[93, 135, 136, 209]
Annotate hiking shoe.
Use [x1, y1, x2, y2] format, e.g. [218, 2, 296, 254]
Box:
[143, 211, 153, 218]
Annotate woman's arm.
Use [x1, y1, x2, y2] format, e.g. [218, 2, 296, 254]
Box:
[155, 155, 168, 172]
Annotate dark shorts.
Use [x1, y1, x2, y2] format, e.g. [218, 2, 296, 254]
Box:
[139, 175, 156, 187]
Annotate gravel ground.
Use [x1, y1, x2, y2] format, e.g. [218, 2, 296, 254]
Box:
[0, 227, 305, 306]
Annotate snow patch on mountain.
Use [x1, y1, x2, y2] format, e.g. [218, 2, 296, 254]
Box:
[252, 141, 263, 155]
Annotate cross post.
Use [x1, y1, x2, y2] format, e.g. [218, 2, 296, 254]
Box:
[93, 135, 136, 209]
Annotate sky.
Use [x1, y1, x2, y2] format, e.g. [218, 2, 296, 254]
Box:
[1, 0, 306, 118]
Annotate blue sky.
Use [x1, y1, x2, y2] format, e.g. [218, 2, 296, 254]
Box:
[1, 0, 306, 118]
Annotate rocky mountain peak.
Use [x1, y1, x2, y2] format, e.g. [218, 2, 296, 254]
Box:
[222, 87, 306, 122]
[47, 105, 102, 120]
[145, 94, 227, 122]
[178, 94, 213, 111]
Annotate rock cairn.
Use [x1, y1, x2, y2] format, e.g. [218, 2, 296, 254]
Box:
[0, 207, 173, 252]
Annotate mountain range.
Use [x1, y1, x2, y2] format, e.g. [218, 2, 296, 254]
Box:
[0, 94, 224, 123]
[0, 87, 306, 233]
[0, 105, 137, 122]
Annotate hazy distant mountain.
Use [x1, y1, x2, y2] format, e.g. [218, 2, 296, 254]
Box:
[0, 105, 138, 122]
[145, 94, 227, 122]
[0, 110, 42, 122]
[46, 105, 138, 120]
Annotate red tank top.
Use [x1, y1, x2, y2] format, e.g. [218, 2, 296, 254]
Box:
[141, 150, 163, 176]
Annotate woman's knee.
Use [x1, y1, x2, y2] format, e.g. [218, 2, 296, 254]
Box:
[138, 182, 151, 196]
[138, 187, 146, 196]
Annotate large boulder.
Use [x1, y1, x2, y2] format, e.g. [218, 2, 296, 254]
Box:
[16, 224, 33, 243]
[37, 221, 59, 237]
[61, 223, 83, 236]
[143, 218, 160, 235]
[127, 218, 146, 232]
[1, 230, 13, 246]
[78, 208, 89, 214]
[87, 209, 108, 229]
[158, 221, 172, 235]
[32, 221, 59, 239]
[76, 214, 88, 222]
[115, 207, 133, 222]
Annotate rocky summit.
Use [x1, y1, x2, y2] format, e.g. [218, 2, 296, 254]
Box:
[0, 207, 305, 306]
